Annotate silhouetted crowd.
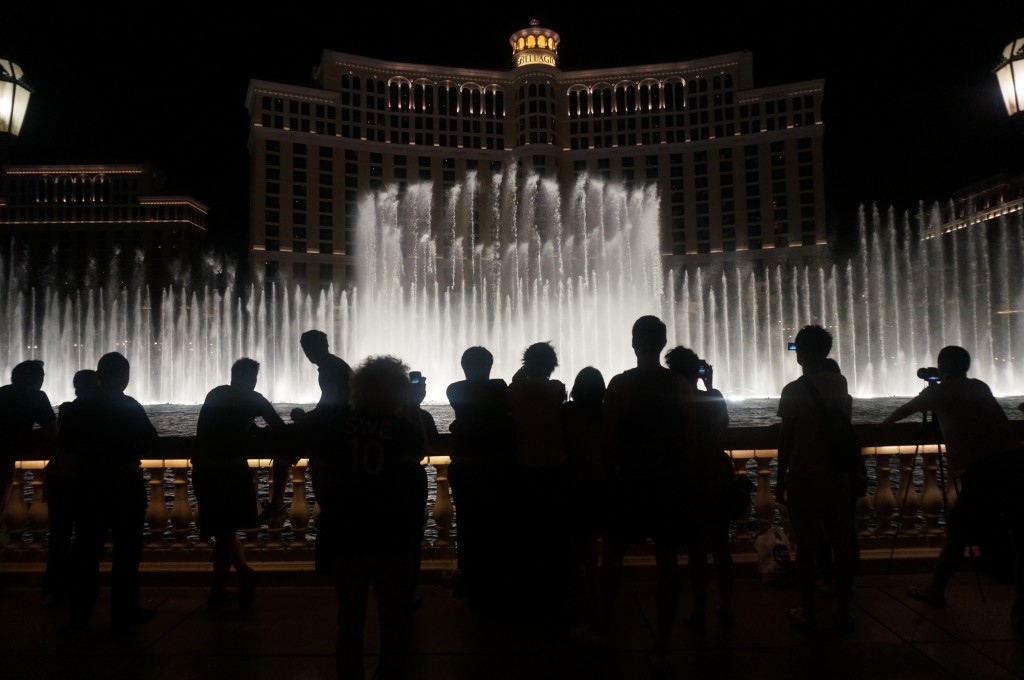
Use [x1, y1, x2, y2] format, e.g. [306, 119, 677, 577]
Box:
[1, 316, 1023, 680]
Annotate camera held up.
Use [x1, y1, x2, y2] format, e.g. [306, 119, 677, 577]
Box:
[917, 366, 940, 383]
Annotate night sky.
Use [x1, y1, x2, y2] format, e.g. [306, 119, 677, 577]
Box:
[4, 3, 1023, 255]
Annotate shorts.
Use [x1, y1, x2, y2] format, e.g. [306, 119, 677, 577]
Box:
[192, 460, 258, 536]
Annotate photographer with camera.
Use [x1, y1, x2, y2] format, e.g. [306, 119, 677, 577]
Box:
[882, 345, 1024, 632]
[665, 347, 737, 631]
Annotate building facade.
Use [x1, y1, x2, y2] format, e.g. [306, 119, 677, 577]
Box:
[245, 19, 826, 291]
[0, 163, 208, 290]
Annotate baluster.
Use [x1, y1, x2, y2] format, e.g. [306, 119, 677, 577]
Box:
[26, 468, 49, 549]
[242, 464, 262, 550]
[752, 455, 775, 533]
[262, 461, 288, 551]
[872, 452, 897, 535]
[2, 466, 29, 549]
[920, 450, 945, 535]
[145, 465, 168, 548]
[431, 461, 453, 546]
[187, 466, 215, 557]
[731, 457, 753, 541]
[168, 465, 193, 549]
[288, 463, 310, 548]
[940, 450, 958, 510]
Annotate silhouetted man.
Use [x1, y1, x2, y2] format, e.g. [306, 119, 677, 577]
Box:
[261, 329, 351, 523]
[445, 346, 512, 609]
[0, 360, 57, 548]
[574, 315, 694, 676]
[62, 351, 158, 630]
[775, 324, 856, 632]
[194, 357, 286, 611]
[883, 345, 1024, 633]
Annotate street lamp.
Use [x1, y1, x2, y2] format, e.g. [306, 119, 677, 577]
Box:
[995, 38, 1024, 116]
[0, 57, 32, 136]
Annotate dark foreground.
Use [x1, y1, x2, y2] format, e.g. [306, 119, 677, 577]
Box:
[2, 553, 1023, 680]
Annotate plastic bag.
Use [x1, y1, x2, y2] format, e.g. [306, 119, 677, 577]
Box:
[755, 528, 792, 585]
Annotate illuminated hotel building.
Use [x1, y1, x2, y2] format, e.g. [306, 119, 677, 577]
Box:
[0, 163, 208, 289]
[245, 19, 825, 289]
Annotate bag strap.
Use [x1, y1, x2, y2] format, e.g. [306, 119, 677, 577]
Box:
[799, 374, 832, 424]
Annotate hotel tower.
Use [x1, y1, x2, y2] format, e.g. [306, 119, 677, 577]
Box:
[245, 19, 825, 290]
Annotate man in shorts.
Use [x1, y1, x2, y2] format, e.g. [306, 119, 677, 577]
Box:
[573, 315, 695, 675]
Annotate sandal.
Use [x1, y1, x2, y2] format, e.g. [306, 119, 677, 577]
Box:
[907, 586, 946, 608]
[787, 606, 815, 631]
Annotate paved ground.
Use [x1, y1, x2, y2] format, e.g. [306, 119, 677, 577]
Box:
[2, 556, 1023, 680]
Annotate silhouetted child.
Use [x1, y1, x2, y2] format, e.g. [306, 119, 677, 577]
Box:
[400, 370, 450, 611]
[561, 366, 608, 615]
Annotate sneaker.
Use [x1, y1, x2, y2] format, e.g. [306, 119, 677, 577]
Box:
[787, 606, 815, 631]
[258, 503, 288, 525]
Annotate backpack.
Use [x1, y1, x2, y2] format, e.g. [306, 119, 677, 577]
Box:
[800, 375, 868, 497]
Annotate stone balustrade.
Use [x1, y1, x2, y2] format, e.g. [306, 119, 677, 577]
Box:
[0, 421, 992, 563]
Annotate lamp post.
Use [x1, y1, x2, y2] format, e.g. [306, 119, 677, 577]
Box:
[0, 57, 32, 136]
[995, 38, 1024, 116]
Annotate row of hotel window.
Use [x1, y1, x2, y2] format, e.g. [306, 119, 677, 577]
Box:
[0, 205, 203, 226]
[259, 89, 815, 148]
[5, 176, 143, 205]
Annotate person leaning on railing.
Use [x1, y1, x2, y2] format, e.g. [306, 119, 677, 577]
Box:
[0, 360, 57, 552]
